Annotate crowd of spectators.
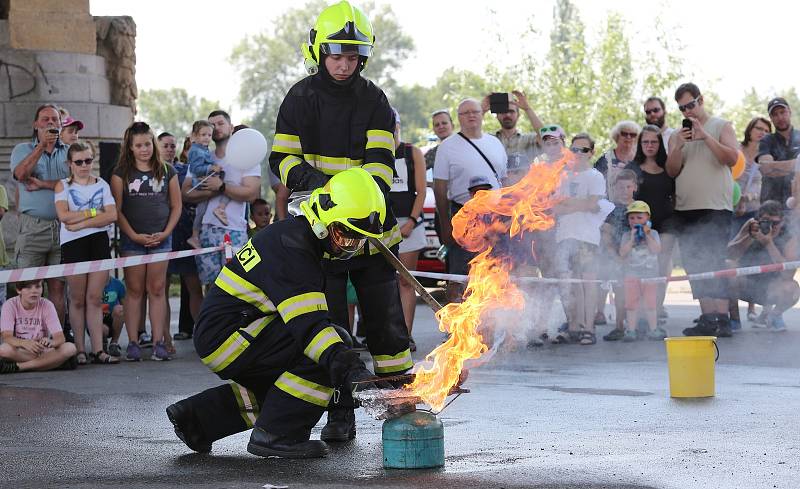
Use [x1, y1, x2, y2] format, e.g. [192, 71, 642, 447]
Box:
[2, 79, 800, 373]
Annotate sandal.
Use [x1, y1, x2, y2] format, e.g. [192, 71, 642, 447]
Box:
[579, 331, 597, 345]
[91, 351, 120, 364]
[76, 352, 89, 365]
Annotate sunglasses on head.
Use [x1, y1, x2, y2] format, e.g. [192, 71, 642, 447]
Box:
[644, 107, 662, 115]
[678, 96, 700, 113]
[540, 125, 560, 134]
[71, 157, 93, 166]
[570, 146, 591, 154]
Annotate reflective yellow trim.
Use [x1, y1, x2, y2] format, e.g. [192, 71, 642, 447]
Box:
[362, 163, 393, 187]
[277, 292, 328, 323]
[230, 382, 259, 427]
[373, 348, 413, 374]
[272, 133, 302, 154]
[279, 155, 302, 184]
[214, 267, 276, 315]
[274, 371, 333, 407]
[366, 129, 395, 151]
[303, 153, 363, 175]
[201, 316, 274, 373]
[304, 326, 344, 363]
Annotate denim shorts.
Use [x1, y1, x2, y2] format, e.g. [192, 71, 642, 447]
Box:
[120, 234, 173, 256]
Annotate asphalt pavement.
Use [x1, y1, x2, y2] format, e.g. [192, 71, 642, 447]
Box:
[1, 292, 798, 489]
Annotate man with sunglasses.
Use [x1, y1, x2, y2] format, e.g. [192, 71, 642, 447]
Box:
[643, 96, 675, 152]
[666, 82, 739, 337]
[168, 168, 393, 459]
[268, 1, 411, 442]
[757, 97, 800, 206]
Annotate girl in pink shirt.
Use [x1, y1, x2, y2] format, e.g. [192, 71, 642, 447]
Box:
[0, 280, 77, 373]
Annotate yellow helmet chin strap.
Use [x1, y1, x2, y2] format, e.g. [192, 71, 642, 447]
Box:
[300, 200, 328, 239]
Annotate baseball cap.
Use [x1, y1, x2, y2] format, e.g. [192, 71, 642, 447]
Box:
[62, 117, 84, 130]
[468, 175, 493, 193]
[767, 97, 790, 115]
[539, 124, 565, 140]
[626, 200, 651, 215]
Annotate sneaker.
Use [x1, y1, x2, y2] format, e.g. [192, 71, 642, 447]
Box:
[527, 333, 549, 348]
[716, 319, 733, 338]
[683, 315, 717, 336]
[107, 342, 122, 357]
[767, 314, 787, 332]
[126, 342, 142, 362]
[152, 341, 171, 361]
[622, 330, 638, 342]
[0, 361, 20, 374]
[729, 319, 742, 332]
[603, 328, 625, 341]
[138, 332, 153, 348]
[751, 311, 768, 327]
[646, 328, 667, 341]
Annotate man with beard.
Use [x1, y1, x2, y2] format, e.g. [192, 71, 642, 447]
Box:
[268, 0, 412, 443]
[182, 110, 261, 289]
[643, 96, 675, 152]
[486, 90, 544, 166]
[757, 97, 800, 206]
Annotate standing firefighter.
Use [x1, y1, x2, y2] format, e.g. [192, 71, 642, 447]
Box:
[270, 0, 412, 441]
[166, 168, 391, 458]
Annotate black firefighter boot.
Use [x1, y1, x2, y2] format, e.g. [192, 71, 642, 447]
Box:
[320, 409, 356, 442]
[166, 400, 212, 453]
[247, 427, 329, 459]
[682, 313, 719, 337]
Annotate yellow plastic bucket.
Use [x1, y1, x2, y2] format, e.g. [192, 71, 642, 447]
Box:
[663, 336, 718, 398]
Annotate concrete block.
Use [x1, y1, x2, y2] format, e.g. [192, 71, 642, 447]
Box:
[9, 0, 90, 15]
[0, 21, 9, 48]
[76, 55, 106, 76]
[89, 77, 110, 103]
[35, 51, 78, 74]
[10, 14, 96, 54]
[4, 102, 40, 137]
[98, 105, 133, 139]
[36, 73, 91, 101]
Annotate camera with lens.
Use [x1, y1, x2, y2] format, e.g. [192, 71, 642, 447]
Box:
[758, 219, 773, 235]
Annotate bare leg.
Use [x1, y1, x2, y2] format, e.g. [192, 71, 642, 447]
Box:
[581, 276, 598, 333]
[656, 233, 676, 312]
[85, 271, 109, 355]
[183, 273, 203, 321]
[66, 275, 88, 354]
[146, 261, 170, 347]
[1, 343, 77, 372]
[110, 305, 125, 343]
[397, 251, 420, 335]
[122, 264, 146, 344]
[46, 277, 66, 327]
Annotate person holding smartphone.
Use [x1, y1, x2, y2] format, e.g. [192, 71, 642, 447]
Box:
[9, 104, 71, 327]
[482, 90, 545, 164]
[666, 82, 739, 338]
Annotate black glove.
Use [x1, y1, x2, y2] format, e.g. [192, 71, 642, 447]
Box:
[296, 167, 329, 192]
[328, 350, 393, 392]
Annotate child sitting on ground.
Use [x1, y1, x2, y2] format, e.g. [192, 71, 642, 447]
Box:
[619, 201, 664, 341]
[186, 120, 228, 248]
[0, 279, 77, 373]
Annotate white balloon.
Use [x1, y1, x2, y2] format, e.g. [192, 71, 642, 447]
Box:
[225, 128, 268, 171]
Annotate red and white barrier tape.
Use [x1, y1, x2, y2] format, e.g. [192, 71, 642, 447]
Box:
[0, 245, 227, 283]
[410, 260, 800, 285]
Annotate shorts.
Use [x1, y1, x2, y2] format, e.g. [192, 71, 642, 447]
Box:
[61, 232, 111, 264]
[675, 209, 731, 300]
[624, 278, 658, 310]
[196, 224, 247, 285]
[15, 213, 61, 269]
[554, 239, 598, 277]
[119, 233, 173, 256]
[397, 217, 426, 254]
[596, 251, 622, 281]
[738, 273, 785, 306]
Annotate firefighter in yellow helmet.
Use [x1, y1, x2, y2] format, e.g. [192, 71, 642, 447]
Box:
[167, 168, 392, 459]
[270, 0, 413, 442]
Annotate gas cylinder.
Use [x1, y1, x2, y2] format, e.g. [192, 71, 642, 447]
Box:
[382, 410, 444, 469]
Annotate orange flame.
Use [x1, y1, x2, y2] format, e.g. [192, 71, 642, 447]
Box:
[408, 157, 566, 409]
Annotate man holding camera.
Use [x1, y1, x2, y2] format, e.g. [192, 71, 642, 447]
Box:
[483, 90, 544, 166]
[9, 104, 70, 325]
[728, 200, 799, 331]
[666, 83, 739, 337]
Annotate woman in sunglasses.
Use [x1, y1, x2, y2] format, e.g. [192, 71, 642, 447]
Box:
[594, 121, 641, 199]
[54, 142, 119, 364]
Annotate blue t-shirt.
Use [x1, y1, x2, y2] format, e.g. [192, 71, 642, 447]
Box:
[10, 139, 70, 219]
[188, 143, 216, 186]
[102, 277, 126, 309]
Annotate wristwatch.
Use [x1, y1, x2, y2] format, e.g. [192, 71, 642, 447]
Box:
[219, 182, 226, 194]
[410, 215, 421, 226]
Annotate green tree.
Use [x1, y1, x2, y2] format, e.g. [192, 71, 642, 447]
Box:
[230, 0, 414, 143]
[137, 88, 223, 138]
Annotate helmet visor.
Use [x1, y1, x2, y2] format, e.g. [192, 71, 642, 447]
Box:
[320, 43, 372, 57]
[347, 211, 383, 237]
[329, 222, 366, 259]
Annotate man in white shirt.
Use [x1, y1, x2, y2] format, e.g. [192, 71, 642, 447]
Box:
[182, 111, 261, 287]
[433, 98, 507, 301]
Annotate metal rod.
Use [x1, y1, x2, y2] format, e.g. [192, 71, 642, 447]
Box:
[368, 237, 443, 313]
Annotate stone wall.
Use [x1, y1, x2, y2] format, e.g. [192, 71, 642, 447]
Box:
[8, 0, 96, 54]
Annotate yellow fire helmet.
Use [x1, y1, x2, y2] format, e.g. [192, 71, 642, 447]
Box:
[301, 0, 375, 75]
[300, 168, 385, 258]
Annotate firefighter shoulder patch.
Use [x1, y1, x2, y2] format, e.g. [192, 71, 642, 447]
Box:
[236, 239, 261, 272]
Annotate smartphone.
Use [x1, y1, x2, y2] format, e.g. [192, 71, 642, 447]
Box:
[682, 118, 693, 130]
[489, 92, 512, 114]
[47, 128, 59, 134]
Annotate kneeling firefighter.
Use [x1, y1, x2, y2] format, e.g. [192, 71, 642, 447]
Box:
[166, 168, 392, 459]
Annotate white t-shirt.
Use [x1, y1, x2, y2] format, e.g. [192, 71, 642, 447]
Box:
[199, 152, 262, 232]
[555, 167, 608, 245]
[432, 133, 507, 205]
[54, 177, 114, 245]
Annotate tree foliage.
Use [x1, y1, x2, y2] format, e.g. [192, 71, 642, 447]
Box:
[137, 88, 223, 138]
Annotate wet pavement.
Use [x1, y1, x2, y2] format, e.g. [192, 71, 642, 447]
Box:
[1, 293, 799, 489]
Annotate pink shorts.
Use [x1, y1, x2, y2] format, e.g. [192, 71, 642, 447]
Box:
[624, 278, 657, 311]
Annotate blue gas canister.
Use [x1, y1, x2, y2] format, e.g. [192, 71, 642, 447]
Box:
[382, 411, 444, 469]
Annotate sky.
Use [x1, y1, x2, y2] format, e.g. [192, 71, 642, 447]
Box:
[90, 0, 800, 117]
